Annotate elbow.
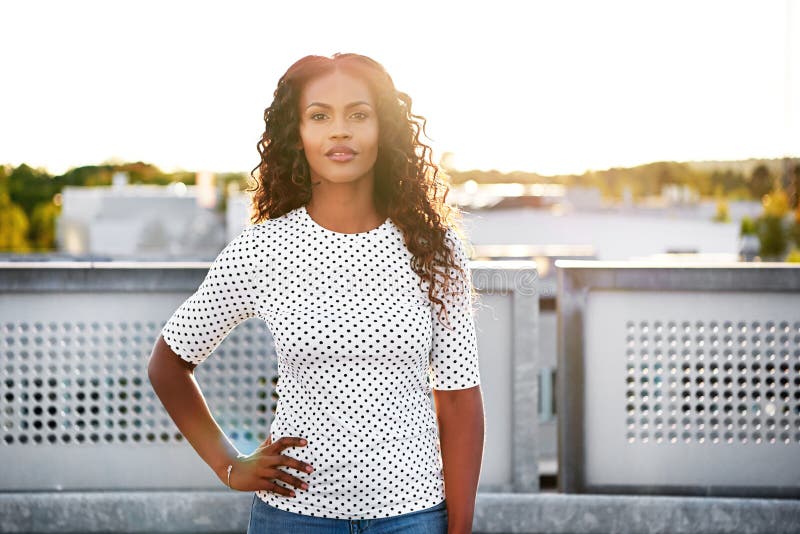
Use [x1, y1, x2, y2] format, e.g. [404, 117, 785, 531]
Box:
[146, 354, 162, 384]
[147, 345, 165, 387]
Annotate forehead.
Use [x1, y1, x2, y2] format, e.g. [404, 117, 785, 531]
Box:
[300, 70, 374, 107]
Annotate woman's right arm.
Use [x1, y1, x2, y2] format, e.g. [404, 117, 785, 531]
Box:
[147, 226, 313, 495]
[147, 335, 313, 495]
[149, 224, 261, 484]
[147, 334, 243, 486]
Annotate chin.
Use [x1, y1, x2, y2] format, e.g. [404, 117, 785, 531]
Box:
[314, 170, 372, 184]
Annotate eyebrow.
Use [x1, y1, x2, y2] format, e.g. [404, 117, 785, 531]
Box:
[305, 101, 372, 110]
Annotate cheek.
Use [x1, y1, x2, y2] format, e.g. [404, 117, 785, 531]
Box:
[298, 130, 312, 149]
[365, 124, 380, 149]
[298, 123, 319, 146]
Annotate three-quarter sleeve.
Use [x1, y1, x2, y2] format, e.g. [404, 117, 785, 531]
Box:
[160, 226, 258, 366]
[429, 228, 481, 390]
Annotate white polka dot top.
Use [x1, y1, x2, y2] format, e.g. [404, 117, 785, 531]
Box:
[160, 204, 481, 520]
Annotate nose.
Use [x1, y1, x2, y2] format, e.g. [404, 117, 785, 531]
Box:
[329, 116, 352, 139]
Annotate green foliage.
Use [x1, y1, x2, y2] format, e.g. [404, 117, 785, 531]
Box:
[748, 164, 774, 200]
[712, 186, 731, 223]
[0, 161, 194, 252]
[710, 169, 748, 196]
[761, 186, 790, 218]
[29, 201, 61, 250]
[740, 216, 757, 236]
[446, 159, 768, 201]
[786, 248, 800, 263]
[789, 218, 800, 249]
[8, 164, 58, 216]
[726, 186, 753, 201]
[712, 202, 730, 223]
[59, 162, 174, 186]
[0, 190, 31, 252]
[746, 180, 798, 261]
[756, 215, 788, 259]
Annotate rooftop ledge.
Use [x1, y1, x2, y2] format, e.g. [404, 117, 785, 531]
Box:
[555, 259, 800, 269]
[0, 490, 797, 534]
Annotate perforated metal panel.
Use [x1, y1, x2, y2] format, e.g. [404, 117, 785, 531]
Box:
[583, 291, 800, 491]
[1, 318, 275, 447]
[0, 290, 277, 490]
[623, 319, 800, 446]
[558, 263, 800, 498]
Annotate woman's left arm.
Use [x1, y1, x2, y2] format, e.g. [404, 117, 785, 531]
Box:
[433, 384, 485, 534]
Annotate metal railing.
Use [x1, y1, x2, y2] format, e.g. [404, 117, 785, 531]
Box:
[0, 260, 539, 493]
[556, 260, 800, 499]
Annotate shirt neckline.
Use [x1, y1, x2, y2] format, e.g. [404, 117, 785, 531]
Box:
[300, 204, 391, 237]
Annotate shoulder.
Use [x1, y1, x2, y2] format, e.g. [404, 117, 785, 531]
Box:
[249, 214, 284, 235]
[248, 208, 299, 244]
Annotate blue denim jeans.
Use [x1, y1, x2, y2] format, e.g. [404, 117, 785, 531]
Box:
[246, 493, 448, 534]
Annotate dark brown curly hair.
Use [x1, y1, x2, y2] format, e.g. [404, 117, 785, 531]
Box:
[247, 52, 475, 329]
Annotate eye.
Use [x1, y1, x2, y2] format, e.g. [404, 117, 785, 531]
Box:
[351, 111, 368, 120]
[310, 113, 327, 120]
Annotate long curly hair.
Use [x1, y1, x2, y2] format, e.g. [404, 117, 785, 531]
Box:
[247, 52, 474, 329]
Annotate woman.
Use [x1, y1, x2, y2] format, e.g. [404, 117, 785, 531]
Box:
[148, 52, 485, 534]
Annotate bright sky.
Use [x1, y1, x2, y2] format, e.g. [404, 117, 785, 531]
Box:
[1, 0, 797, 177]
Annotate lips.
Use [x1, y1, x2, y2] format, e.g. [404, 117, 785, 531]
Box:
[325, 145, 357, 156]
[325, 145, 357, 163]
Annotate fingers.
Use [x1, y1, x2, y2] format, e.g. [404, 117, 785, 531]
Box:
[260, 468, 309, 492]
[261, 479, 297, 498]
[255, 436, 314, 498]
[273, 453, 314, 474]
[273, 436, 307, 452]
[253, 435, 296, 456]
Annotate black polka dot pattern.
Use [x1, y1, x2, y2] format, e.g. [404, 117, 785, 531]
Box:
[160, 204, 481, 519]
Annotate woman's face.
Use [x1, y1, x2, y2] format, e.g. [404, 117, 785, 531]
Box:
[297, 70, 379, 187]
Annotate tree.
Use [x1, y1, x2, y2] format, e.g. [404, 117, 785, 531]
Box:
[761, 184, 790, 217]
[748, 164, 773, 200]
[8, 163, 58, 215]
[29, 201, 60, 251]
[740, 216, 757, 236]
[789, 203, 800, 250]
[710, 169, 747, 197]
[756, 215, 787, 259]
[0, 191, 31, 252]
[756, 186, 791, 259]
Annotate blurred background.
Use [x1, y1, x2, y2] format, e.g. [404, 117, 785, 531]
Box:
[1, 0, 798, 264]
